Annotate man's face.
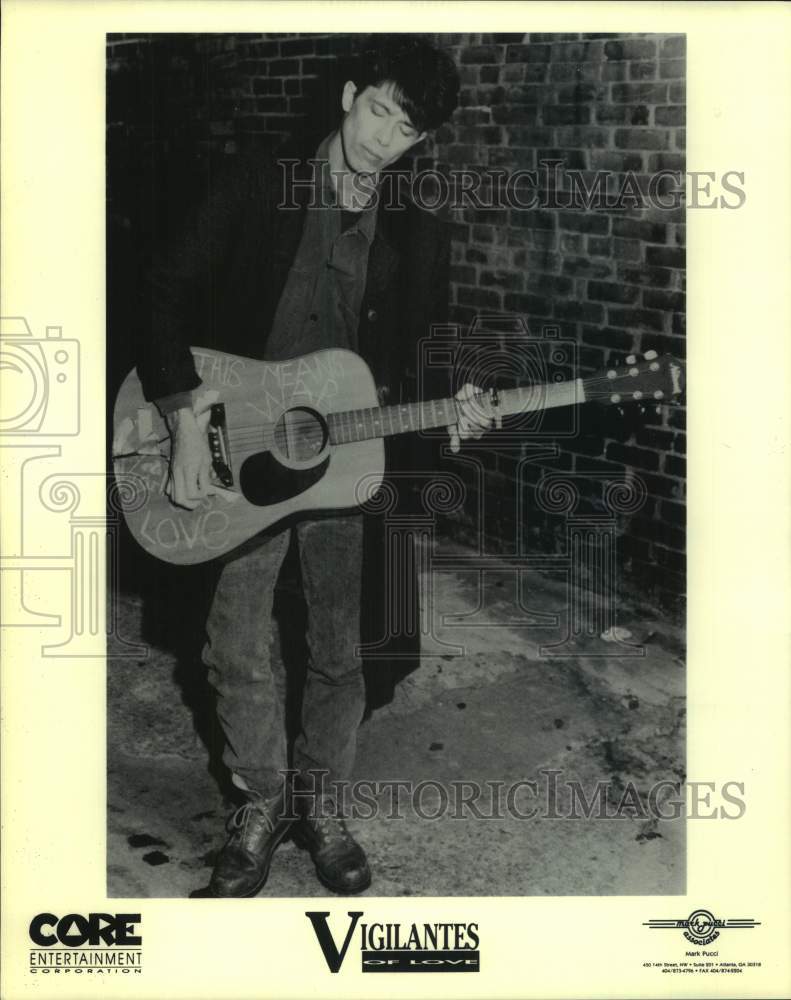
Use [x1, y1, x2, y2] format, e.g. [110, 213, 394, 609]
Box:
[339, 80, 427, 174]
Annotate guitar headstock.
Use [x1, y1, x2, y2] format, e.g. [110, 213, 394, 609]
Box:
[584, 351, 685, 407]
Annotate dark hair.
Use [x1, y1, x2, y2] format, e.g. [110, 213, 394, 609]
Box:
[351, 35, 460, 132]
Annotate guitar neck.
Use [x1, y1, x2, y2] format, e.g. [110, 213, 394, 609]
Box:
[326, 379, 586, 445]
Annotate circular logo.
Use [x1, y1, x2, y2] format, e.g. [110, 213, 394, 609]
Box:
[686, 909, 717, 944]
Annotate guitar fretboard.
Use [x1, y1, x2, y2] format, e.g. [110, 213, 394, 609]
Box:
[326, 380, 585, 445]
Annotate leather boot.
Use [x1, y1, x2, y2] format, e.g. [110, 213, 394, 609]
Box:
[293, 797, 371, 895]
[208, 790, 294, 898]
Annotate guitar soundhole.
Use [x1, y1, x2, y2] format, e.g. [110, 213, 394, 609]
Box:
[273, 407, 328, 464]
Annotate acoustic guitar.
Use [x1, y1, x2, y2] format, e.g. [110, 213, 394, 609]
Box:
[112, 346, 684, 565]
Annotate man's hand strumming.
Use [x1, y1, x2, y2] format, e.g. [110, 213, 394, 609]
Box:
[164, 407, 214, 510]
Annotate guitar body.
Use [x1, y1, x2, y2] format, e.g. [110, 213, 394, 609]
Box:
[113, 348, 384, 565]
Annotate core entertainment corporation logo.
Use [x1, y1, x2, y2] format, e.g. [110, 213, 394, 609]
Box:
[28, 913, 142, 977]
[306, 911, 480, 973]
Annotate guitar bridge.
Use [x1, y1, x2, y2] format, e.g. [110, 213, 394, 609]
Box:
[208, 404, 234, 487]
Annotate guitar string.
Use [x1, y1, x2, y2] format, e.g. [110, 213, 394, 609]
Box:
[115, 373, 668, 458]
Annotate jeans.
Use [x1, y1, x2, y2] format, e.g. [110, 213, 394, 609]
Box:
[203, 514, 365, 798]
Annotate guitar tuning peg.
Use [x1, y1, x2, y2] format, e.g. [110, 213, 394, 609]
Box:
[626, 354, 637, 365]
[655, 405, 662, 415]
[644, 349, 658, 360]
[617, 406, 624, 417]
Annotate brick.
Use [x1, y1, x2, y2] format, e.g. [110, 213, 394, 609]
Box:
[454, 107, 492, 125]
[660, 499, 686, 528]
[506, 43, 551, 63]
[661, 36, 686, 57]
[256, 95, 287, 113]
[669, 82, 685, 104]
[647, 152, 685, 171]
[549, 62, 600, 83]
[460, 45, 504, 64]
[492, 105, 539, 126]
[543, 105, 592, 126]
[606, 443, 660, 471]
[557, 83, 607, 103]
[560, 233, 585, 254]
[602, 62, 627, 81]
[506, 227, 557, 250]
[509, 209, 557, 230]
[664, 454, 686, 478]
[614, 128, 670, 151]
[587, 236, 610, 256]
[595, 105, 630, 125]
[646, 245, 685, 268]
[269, 58, 299, 75]
[536, 148, 587, 169]
[465, 246, 488, 264]
[611, 82, 668, 104]
[636, 426, 674, 450]
[660, 59, 685, 80]
[512, 249, 561, 271]
[607, 307, 664, 332]
[590, 151, 644, 172]
[656, 105, 685, 126]
[582, 325, 637, 350]
[672, 312, 685, 336]
[558, 211, 609, 234]
[458, 285, 503, 309]
[604, 39, 656, 61]
[524, 273, 574, 295]
[617, 266, 672, 288]
[507, 126, 554, 146]
[507, 84, 553, 104]
[456, 125, 505, 144]
[675, 129, 686, 150]
[525, 63, 549, 82]
[279, 38, 315, 56]
[450, 264, 477, 284]
[588, 281, 641, 304]
[481, 65, 500, 83]
[563, 257, 614, 278]
[552, 42, 600, 62]
[471, 224, 496, 243]
[643, 289, 685, 312]
[504, 292, 553, 315]
[480, 269, 524, 291]
[672, 432, 686, 454]
[629, 61, 657, 80]
[556, 126, 610, 148]
[668, 407, 686, 430]
[612, 218, 667, 242]
[299, 57, 332, 77]
[554, 300, 605, 323]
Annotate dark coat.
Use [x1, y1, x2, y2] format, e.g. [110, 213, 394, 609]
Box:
[136, 134, 451, 408]
[135, 135, 453, 711]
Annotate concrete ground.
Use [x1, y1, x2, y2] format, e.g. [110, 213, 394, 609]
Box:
[107, 540, 685, 898]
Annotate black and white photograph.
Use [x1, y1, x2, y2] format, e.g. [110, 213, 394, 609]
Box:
[3, 2, 791, 997]
[107, 30, 689, 900]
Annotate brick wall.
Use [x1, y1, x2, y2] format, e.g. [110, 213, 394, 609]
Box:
[107, 32, 686, 611]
